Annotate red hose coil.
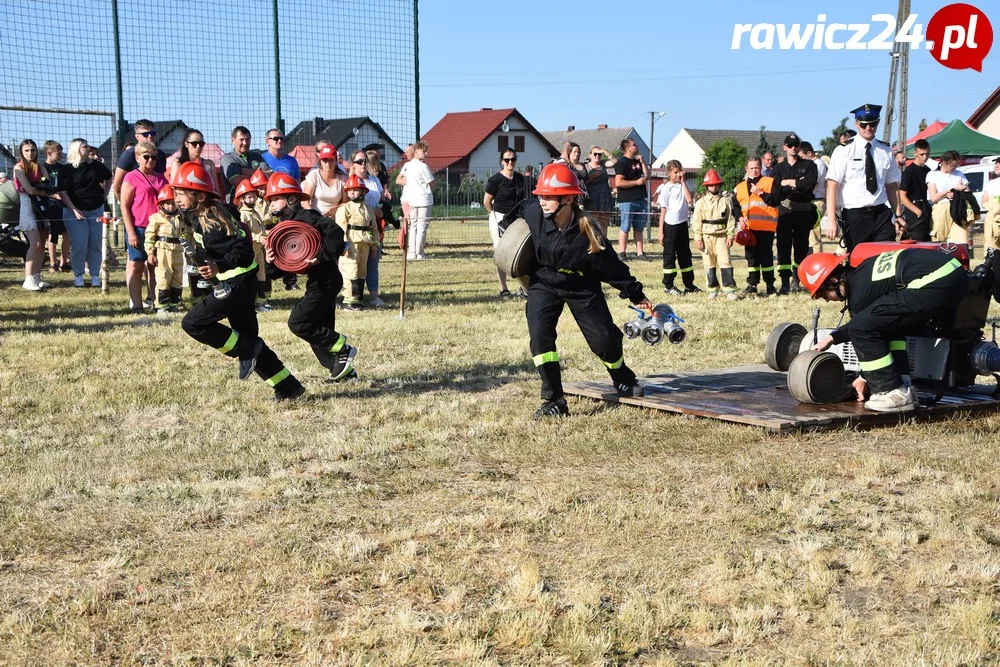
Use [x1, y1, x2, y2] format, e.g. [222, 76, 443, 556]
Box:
[266, 220, 323, 274]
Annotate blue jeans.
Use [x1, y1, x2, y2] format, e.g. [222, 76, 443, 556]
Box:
[64, 206, 105, 277]
[618, 200, 647, 233]
[366, 245, 381, 294]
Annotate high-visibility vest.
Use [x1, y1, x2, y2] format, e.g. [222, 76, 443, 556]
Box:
[735, 177, 778, 233]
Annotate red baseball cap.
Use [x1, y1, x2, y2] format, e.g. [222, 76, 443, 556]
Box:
[318, 145, 338, 161]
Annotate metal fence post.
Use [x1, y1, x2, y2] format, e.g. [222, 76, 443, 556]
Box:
[445, 166, 449, 211]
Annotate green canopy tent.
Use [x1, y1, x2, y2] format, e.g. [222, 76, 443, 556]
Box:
[905, 119, 1000, 158]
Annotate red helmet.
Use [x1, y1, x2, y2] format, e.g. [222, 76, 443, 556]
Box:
[156, 185, 175, 204]
[233, 179, 256, 205]
[734, 228, 756, 247]
[532, 162, 585, 196]
[344, 174, 368, 193]
[702, 169, 724, 186]
[249, 168, 269, 189]
[798, 252, 845, 298]
[264, 172, 308, 200]
[170, 161, 218, 197]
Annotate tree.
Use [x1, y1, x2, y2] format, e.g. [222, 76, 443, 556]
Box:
[819, 117, 850, 156]
[755, 126, 778, 161]
[698, 138, 747, 194]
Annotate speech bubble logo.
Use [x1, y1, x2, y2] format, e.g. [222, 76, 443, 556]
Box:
[927, 3, 993, 72]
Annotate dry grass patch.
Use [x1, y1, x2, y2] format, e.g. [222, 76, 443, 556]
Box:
[2, 252, 1000, 663]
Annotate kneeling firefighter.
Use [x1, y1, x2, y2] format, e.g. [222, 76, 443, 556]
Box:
[263, 172, 358, 381]
[171, 162, 305, 401]
[522, 163, 653, 419]
[800, 247, 968, 413]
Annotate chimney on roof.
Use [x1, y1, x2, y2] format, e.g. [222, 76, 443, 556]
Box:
[567, 125, 575, 131]
[312, 117, 322, 135]
[597, 124, 608, 130]
[480, 107, 493, 111]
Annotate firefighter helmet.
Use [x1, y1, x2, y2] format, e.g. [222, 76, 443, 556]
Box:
[264, 172, 308, 200]
[702, 169, 724, 186]
[532, 162, 586, 196]
[249, 168, 269, 189]
[734, 228, 756, 247]
[798, 252, 846, 298]
[233, 179, 256, 205]
[156, 185, 175, 203]
[344, 174, 368, 193]
[170, 161, 218, 197]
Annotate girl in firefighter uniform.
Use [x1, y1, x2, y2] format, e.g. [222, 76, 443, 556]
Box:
[143, 185, 185, 313]
[263, 172, 358, 381]
[233, 179, 272, 311]
[335, 175, 380, 310]
[692, 169, 737, 299]
[523, 163, 652, 419]
[169, 162, 305, 401]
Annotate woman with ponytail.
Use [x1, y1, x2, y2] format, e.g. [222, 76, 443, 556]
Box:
[170, 161, 306, 402]
[521, 162, 652, 420]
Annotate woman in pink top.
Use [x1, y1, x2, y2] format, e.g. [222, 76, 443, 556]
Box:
[120, 141, 168, 312]
[302, 144, 346, 216]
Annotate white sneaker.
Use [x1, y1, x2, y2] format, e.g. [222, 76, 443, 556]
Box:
[865, 386, 918, 413]
[33, 274, 52, 289]
[22, 276, 43, 291]
[725, 291, 740, 301]
[416, 254, 428, 260]
[707, 291, 719, 299]
[406, 254, 417, 261]
[74, 275, 85, 288]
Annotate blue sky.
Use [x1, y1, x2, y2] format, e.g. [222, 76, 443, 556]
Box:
[418, 0, 999, 154]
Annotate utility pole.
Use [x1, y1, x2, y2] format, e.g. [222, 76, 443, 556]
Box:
[883, 0, 910, 149]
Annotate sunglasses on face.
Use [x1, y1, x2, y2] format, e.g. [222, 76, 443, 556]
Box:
[502, 157, 516, 163]
[139, 154, 156, 160]
[186, 140, 205, 147]
[591, 152, 602, 157]
[353, 159, 366, 165]
[858, 122, 878, 129]
[138, 131, 157, 138]
[268, 136, 284, 142]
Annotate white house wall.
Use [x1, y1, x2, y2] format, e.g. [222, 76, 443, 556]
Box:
[336, 123, 402, 166]
[653, 130, 705, 170]
[466, 117, 553, 175]
[977, 112, 1000, 139]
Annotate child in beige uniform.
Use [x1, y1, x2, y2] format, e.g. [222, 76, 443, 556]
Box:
[234, 179, 272, 311]
[692, 169, 737, 299]
[335, 175, 380, 310]
[143, 185, 185, 313]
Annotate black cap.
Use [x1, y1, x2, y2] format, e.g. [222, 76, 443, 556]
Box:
[784, 133, 801, 148]
[994, 155, 1000, 163]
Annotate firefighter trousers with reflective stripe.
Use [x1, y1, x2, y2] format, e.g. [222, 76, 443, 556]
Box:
[850, 270, 967, 393]
[287, 265, 345, 362]
[744, 230, 775, 287]
[526, 281, 635, 400]
[661, 223, 694, 289]
[181, 273, 294, 388]
[776, 209, 814, 280]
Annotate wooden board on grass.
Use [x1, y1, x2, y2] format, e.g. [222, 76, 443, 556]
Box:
[564, 364, 1000, 433]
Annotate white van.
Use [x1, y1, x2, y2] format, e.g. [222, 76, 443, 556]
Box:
[962, 155, 999, 213]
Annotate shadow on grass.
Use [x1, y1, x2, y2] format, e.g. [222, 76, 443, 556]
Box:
[304, 360, 535, 400]
[4, 307, 179, 335]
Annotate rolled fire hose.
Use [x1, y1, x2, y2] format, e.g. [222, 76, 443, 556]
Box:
[266, 220, 323, 274]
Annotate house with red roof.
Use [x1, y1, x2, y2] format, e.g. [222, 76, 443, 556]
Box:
[968, 86, 1000, 139]
[419, 108, 559, 177]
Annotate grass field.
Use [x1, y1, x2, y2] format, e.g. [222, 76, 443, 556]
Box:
[3, 245, 1000, 665]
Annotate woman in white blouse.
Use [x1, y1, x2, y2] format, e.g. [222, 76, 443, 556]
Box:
[302, 144, 346, 216]
[927, 150, 971, 244]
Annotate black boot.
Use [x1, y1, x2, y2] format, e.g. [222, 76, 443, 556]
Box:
[705, 268, 719, 290]
[610, 366, 644, 397]
[156, 289, 172, 313]
[533, 397, 569, 419]
[777, 276, 791, 296]
[720, 267, 736, 290]
[170, 286, 183, 310]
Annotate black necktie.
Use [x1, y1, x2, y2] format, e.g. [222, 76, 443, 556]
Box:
[865, 143, 877, 195]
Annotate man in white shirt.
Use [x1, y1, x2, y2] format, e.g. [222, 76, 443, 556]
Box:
[981, 156, 1000, 252]
[823, 104, 901, 251]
